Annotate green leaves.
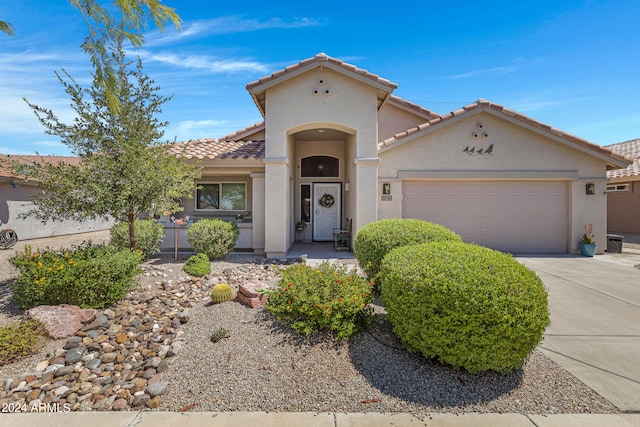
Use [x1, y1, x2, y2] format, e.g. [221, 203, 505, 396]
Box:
[14, 35, 200, 250]
[353, 218, 462, 285]
[266, 262, 375, 341]
[10, 243, 143, 310]
[379, 241, 550, 374]
[0, 20, 15, 36]
[185, 219, 239, 260]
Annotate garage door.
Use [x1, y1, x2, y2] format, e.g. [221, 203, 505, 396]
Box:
[402, 181, 568, 253]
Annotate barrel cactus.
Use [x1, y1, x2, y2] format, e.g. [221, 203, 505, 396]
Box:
[210, 284, 235, 304]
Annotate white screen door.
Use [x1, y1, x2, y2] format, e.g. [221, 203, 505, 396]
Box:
[313, 183, 341, 241]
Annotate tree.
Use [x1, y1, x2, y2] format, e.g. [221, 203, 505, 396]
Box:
[0, 20, 15, 36]
[12, 35, 200, 250]
[3, 1, 181, 111]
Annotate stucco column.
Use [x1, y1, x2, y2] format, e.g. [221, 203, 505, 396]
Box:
[250, 172, 265, 253]
[264, 158, 289, 258]
[353, 157, 380, 234]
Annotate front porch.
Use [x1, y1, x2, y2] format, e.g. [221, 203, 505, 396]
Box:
[285, 242, 356, 265]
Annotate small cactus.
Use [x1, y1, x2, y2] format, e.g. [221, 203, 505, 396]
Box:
[210, 283, 235, 304]
[210, 327, 228, 343]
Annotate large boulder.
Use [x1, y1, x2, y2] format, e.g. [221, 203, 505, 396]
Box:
[25, 304, 97, 339]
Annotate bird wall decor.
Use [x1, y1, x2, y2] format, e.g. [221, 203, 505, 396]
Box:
[463, 143, 494, 156]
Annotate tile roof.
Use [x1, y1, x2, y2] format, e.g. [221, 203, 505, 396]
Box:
[387, 95, 442, 120]
[0, 154, 82, 179]
[166, 139, 265, 160]
[605, 138, 640, 178]
[379, 99, 632, 168]
[246, 53, 398, 92]
[221, 121, 265, 141]
[246, 53, 398, 117]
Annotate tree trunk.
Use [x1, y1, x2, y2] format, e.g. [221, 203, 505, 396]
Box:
[128, 212, 136, 250]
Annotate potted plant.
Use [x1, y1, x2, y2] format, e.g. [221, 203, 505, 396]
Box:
[579, 224, 597, 257]
[295, 221, 307, 231]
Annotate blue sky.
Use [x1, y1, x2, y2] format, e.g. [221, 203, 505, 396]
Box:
[1, 0, 639, 156]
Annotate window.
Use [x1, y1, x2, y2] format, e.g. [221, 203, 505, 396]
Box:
[301, 184, 311, 222]
[301, 156, 339, 177]
[606, 183, 631, 192]
[197, 183, 246, 210]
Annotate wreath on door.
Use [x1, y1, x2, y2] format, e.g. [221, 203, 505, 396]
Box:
[319, 193, 335, 208]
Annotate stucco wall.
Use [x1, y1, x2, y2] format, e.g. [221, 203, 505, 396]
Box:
[607, 180, 640, 233]
[378, 102, 430, 142]
[0, 182, 113, 240]
[262, 67, 381, 255]
[378, 112, 611, 253]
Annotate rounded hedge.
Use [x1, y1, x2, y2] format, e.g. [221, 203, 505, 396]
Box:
[353, 219, 462, 282]
[379, 241, 550, 373]
[186, 219, 239, 260]
[183, 253, 211, 277]
[110, 219, 164, 259]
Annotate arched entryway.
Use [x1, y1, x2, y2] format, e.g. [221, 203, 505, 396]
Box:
[289, 125, 355, 243]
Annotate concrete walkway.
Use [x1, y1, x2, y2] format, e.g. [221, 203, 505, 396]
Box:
[3, 411, 640, 426]
[516, 253, 640, 413]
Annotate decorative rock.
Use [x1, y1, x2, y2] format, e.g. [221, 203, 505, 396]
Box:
[65, 347, 86, 364]
[85, 359, 101, 370]
[112, 398, 128, 410]
[0, 264, 240, 412]
[100, 353, 118, 363]
[156, 360, 170, 374]
[35, 360, 49, 372]
[63, 336, 83, 350]
[145, 381, 168, 397]
[25, 305, 97, 339]
[132, 393, 150, 407]
[146, 395, 162, 409]
[54, 386, 70, 396]
[54, 365, 75, 378]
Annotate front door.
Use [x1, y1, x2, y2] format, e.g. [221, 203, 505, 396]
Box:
[313, 183, 341, 241]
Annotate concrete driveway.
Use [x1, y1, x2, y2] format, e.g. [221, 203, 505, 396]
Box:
[516, 253, 640, 413]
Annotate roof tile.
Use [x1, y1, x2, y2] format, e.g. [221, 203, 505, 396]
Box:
[606, 138, 640, 178]
[167, 139, 265, 160]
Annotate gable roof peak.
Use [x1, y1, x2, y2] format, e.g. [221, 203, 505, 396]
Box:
[246, 53, 397, 117]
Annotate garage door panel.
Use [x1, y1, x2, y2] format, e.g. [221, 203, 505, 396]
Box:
[402, 181, 567, 253]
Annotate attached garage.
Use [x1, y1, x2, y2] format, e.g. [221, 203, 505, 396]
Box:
[402, 180, 568, 253]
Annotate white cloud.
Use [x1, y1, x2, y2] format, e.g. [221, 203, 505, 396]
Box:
[139, 51, 268, 73]
[446, 65, 518, 79]
[144, 16, 323, 47]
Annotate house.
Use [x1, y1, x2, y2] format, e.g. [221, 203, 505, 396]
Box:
[167, 53, 630, 257]
[0, 155, 113, 240]
[606, 138, 640, 234]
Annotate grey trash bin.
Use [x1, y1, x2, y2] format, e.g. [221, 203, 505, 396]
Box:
[606, 234, 623, 253]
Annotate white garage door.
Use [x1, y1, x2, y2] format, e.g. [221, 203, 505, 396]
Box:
[402, 181, 568, 253]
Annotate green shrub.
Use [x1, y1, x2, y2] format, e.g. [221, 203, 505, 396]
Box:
[266, 262, 375, 341]
[110, 219, 165, 259]
[10, 243, 143, 310]
[186, 219, 239, 260]
[0, 320, 42, 366]
[378, 241, 550, 373]
[183, 253, 211, 276]
[353, 219, 462, 283]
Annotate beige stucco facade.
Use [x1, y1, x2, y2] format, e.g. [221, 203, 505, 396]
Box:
[170, 53, 629, 257]
[0, 181, 113, 240]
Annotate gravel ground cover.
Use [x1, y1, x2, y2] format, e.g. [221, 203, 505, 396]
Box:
[0, 230, 625, 414]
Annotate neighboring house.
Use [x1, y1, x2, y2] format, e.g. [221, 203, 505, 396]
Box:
[0, 155, 113, 240]
[606, 138, 640, 234]
[164, 53, 629, 257]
